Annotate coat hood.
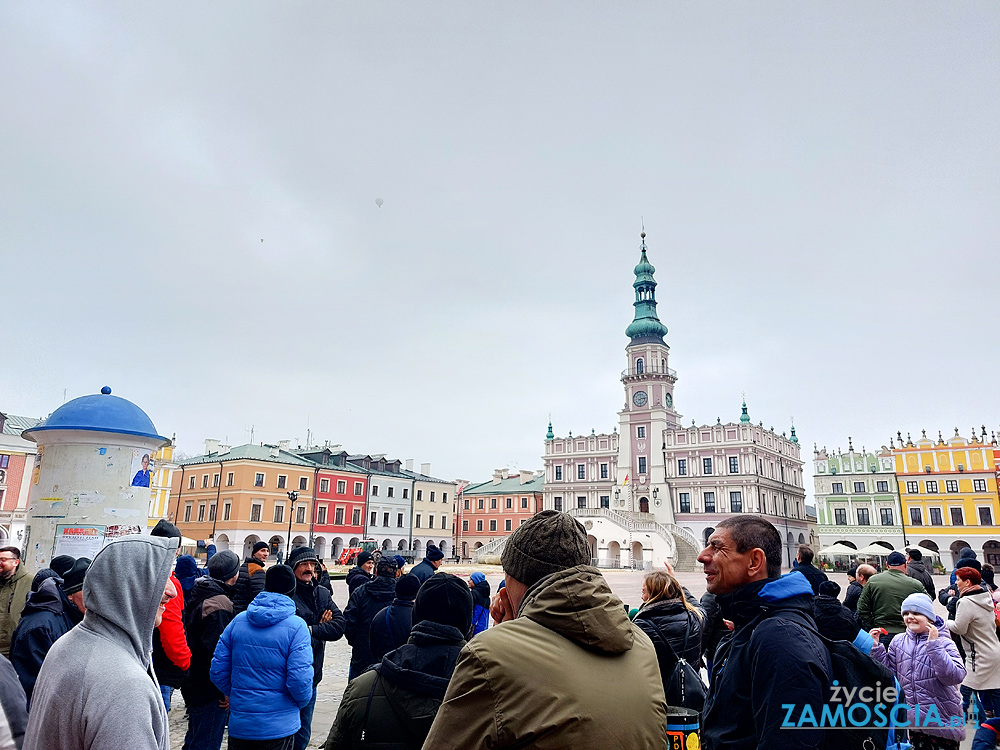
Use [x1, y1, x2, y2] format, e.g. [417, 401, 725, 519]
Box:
[960, 588, 995, 613]
[381, 620, 466, 698]
[21, 577, 65, 615]
[720, 571, 816, 627]
[81, 535, 178, 667]
[174, 555, 201, 592]
[518, 565, 634, 654]
[246, 591, 297, 627]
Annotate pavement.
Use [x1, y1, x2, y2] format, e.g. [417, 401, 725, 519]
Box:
[167, 565, 980, 749]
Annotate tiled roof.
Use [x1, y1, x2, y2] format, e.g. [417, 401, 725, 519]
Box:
[1, 413, 43, 436]
[402, 470, 454, 485]
[462, 475, 545, 495]
[179, 444, 318, 468]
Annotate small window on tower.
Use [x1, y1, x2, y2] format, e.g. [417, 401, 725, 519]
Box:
[636, 358, 644, 374]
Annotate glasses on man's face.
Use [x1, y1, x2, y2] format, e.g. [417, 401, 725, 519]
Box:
[0, 557, 16, 563]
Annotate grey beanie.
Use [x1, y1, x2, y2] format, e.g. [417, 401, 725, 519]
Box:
[208, 550, 240, 581]
[500, 510, 590, 587]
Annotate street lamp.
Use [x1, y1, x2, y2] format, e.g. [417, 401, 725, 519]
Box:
[286, 490, 298, 559]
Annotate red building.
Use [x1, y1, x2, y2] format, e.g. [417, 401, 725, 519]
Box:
[298, 448, 368, 560]
[457, 469, 544, 559]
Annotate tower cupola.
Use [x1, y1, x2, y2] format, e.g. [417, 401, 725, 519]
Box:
[624, 232, 669, 345]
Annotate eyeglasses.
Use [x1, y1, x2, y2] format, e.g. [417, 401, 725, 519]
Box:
[0, 557, 17, 562]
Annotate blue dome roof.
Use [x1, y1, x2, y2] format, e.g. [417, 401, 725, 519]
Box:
[24, 387, 168, 443]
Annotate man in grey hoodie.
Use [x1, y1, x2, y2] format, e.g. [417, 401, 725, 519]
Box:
[22, 534, 179, 750]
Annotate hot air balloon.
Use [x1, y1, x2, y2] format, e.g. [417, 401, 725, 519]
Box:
[375, 198, 383, 208]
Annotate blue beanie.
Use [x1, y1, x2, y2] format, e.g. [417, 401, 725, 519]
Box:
[901, 593, 935, 621]
[470, 572, 486, 585]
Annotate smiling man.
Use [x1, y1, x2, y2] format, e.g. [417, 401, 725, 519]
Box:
[699, 515, 831, 750]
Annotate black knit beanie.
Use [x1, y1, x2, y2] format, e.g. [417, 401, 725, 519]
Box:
[151, 519, 182, 539]
[500, 510, 590, 587]
[265, 564, 297, 595]
[50, 555, 76, 578]
[413, 573, 473, 633]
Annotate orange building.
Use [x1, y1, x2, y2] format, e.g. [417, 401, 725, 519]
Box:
[172, 442, 318, 560]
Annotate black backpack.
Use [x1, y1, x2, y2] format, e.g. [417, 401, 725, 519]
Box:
[780, 609, 899, 750]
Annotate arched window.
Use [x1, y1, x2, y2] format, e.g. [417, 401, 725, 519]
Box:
[636, 358, 644, 374]
[661, 358, 665, 372]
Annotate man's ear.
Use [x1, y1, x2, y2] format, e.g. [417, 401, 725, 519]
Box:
[747, 548, 768, 578]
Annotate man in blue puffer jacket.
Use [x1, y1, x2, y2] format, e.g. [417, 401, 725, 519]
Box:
[211, 565, 313, 750]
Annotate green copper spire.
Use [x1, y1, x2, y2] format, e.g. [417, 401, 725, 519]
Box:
[790, 424, 799, 444]
[546, 420, 554, 440]
[624, 231, 669, 345]
[740, 400, 750, 423]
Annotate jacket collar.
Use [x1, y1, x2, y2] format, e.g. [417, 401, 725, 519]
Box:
[718, 571, 815, 628]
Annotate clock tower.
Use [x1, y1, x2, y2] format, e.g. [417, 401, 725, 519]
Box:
[618, 232, 679, 522]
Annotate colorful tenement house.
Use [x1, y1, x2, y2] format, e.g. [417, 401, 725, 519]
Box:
[538, 232, 811, 571]
[147, 436, 180, 529]
[294, 446, 370, 559]
[892, 428, 1000, 568]
[458, 469, 544, 560]
[813, 441, 904, 553]
[172, 440, 319, 560]
[0, 411, 42, 544]
[404, 461, 457, 562]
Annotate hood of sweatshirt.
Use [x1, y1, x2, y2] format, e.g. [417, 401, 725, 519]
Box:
[518, 565, 634, 654]
[21, 577, 66, 615]
[81, 535, 178, 668]
[246, 591, 297, 628]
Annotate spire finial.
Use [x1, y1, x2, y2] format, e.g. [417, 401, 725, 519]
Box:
[848, 436, 853, 451]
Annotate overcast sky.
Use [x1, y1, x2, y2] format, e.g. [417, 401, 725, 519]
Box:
[2, 3, 998, 491]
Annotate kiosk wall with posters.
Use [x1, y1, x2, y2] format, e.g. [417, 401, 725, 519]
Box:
[21, 387, 170, 572]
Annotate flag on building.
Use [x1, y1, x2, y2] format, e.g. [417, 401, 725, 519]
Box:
[622, 474, 629, 486]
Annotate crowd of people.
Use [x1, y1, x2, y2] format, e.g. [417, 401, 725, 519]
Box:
[2, 514, 1000, 749]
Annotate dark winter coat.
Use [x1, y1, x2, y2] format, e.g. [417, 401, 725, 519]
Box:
[633, 598, 705, 691]
[181, 576, 235, 708]
[811, 594, 859, 642]
[345, 566, 372, 596]
[409, 560, 438, 585]
[9, 578, 82, 703]
[325, 620, 467, 750]
[290, 579, 346, 686]
[231, 557, 265, 614]
[843, 580, 864, 613]
[870, 616, 966, 741]
[470, 580, 490, 636]
[317, 567, 332, 594]
[702, 572, 832, 750]
[699, 591, 726, 664]
[792, 560, 828, 595]
[370, 599, 414, 664]
[345, 575, 397, 675]
[907, 560, 937, 599]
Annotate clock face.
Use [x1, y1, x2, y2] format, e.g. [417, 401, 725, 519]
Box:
[632, 390, 648, 407]
[665, 393, 673, 407]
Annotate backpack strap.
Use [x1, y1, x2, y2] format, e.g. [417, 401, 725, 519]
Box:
[358, 666, 381, 744]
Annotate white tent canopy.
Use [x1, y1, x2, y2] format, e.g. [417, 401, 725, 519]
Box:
[910, 544, 940, 557]
[855, 543, 902, 556]
[817, 543, 861, 556]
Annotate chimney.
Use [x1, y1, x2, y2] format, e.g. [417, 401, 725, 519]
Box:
[420, 462, 431, 476]
[519, 469, 533, 484]
[269, 445, 280, 458]
[492, 468, 508, 484]
[205, 438, 220, 455]
[218, 444, 231, 455]
[278, 440, 290, 452]
[406, 459, 414, 471]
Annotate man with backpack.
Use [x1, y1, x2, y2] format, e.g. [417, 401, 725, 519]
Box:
[699, 515, 831, 750]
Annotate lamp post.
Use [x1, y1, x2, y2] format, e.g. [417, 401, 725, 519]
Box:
[286, 490, 298, 559]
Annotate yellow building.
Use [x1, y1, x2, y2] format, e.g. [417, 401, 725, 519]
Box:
[147, 435, 180, 528]
[893, 429, 1000, 568]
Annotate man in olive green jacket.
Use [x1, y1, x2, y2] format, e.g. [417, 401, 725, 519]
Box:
[0, 547, 33, 658]
[856, 551, 925, 648]
[422, 511, 667, 750]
